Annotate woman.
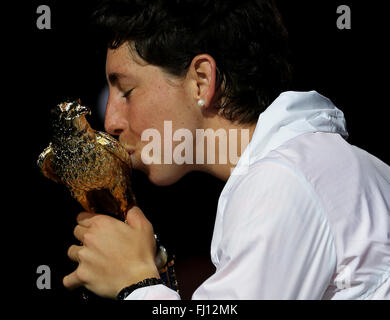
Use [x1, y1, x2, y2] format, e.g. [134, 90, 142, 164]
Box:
[63, 0, 390, 299]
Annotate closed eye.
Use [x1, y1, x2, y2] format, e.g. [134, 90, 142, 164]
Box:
[122, 89, 134, 99]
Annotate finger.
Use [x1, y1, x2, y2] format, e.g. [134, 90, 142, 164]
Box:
[73, 225, 88, 242]
[125, 206, 145, 228]
[126, 206, 154, 233]
[63, 270, 83, 290]
[77, 211, 98, 227]
[67, 244, 82, 262]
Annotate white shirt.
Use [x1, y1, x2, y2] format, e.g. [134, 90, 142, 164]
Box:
[127, 91, 390, 300]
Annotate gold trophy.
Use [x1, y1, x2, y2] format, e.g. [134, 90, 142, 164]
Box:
[37, 100, 178, 298]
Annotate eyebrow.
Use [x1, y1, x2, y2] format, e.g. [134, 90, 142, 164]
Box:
[107, 72, 131, 86]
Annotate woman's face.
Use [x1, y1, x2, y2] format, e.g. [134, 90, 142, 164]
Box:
[105, 43, 203, 185]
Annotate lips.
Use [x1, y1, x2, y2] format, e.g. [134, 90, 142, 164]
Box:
[125, 148, 135, 157]
[118, 140, 135, 168]
[126, 149, 135, 168]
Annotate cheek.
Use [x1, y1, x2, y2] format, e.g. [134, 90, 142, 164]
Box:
[128, 86, 181, 136]
[128, 106, 155, 136]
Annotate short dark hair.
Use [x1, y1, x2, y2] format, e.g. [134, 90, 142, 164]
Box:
[93, 0, 292, 124]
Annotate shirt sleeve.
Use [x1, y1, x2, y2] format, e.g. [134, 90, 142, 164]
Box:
[125, 284, 180, 300]
[192, 160, 337, 299]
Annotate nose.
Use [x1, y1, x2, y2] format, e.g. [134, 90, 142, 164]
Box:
[104, 95, 127, 137]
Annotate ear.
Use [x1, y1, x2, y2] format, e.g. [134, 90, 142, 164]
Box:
[187, 54, 216, 108]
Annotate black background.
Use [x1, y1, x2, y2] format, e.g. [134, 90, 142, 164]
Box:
[13, 0, 389, 304]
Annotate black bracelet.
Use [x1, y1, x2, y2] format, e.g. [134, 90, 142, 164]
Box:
[116, 278, 164, 300]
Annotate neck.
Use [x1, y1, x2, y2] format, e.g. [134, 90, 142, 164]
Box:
[195, 115, 257, 181]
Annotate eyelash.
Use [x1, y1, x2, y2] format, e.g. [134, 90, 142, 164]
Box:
[122, 89, 134, 99]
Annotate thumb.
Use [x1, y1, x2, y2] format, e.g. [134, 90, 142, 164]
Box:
[125, 206, 147, 228]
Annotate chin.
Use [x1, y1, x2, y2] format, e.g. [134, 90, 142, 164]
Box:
[147, 164, 188, 186]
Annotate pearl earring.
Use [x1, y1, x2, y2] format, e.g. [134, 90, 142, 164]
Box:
[197, 99, 205, 107]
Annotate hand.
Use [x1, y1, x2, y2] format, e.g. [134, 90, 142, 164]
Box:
[63, 206, 160, 299]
